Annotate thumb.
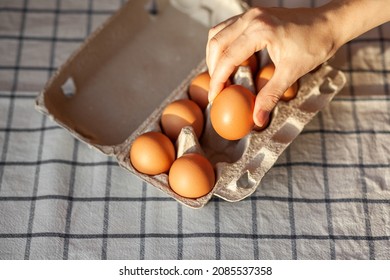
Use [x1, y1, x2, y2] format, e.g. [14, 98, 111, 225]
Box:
[253, 69, 293, 127]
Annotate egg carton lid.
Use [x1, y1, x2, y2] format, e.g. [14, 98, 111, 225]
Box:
[35, 0, 247, 155]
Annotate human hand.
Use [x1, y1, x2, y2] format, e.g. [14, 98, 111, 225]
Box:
[206, 6, 338, 127]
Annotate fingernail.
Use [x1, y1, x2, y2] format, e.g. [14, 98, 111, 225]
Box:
[255, 109, 270, 128]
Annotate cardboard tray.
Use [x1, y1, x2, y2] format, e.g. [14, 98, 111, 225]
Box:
[35, 0, 347, 208]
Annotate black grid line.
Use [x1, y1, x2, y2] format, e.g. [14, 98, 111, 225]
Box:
[0, 7, 117, 15]
[1, 232, 389, 241]
[318, 112, 336, 259]
[0, 35, 84, 43]
[2, 160, 389, 168]
[378, 25, 390, 129]
[0, 159, 118, 166]
[0, 92, 390, 103]
[62, 139, 79, 260]
[24, 0, 59, 258]
[2, 65, 390, 74]
[1, 35, 389, 44]
[23, 114, 47, 260]
[4, 93, 388, 101]
[101, 159, 112, 260]
[0, 66, 57, 71]
[378, 25, 390, 97]
[286, 146, 297, 259]
[0, 93, 37, 99]
[250, 195, 259, 259]
[23, 0, 61, 258]
[214, 198, 221, 259]
[85, 0, 93, 38]
[139, 182, 147, 260]
[1, 194, 389, 204]
[177, 204, 183, 260]
[2, 126, 390, 135]
[0, 0, 28, 193]
[0, 126, 61, 132]
[346, 41, 376, 259]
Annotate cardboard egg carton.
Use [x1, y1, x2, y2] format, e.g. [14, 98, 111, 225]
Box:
[35, 0, 347, 208]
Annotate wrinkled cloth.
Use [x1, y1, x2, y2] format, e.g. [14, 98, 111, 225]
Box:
[0, 0, 389, 259]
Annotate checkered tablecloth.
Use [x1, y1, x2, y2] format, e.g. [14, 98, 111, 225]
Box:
[0, 0, 389, 260]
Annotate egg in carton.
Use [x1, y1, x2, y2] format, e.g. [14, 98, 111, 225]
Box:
[34, 0, 347, 209]
[117, 59, 346, 208]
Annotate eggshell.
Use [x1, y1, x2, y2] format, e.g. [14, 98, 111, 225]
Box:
[188, 71, 211, 110]
[210, 84, 255, 140]
[232, 53, 259, 77]
[168, 153, 215, 198]
[241, 53, 259, 75]
[281, 81, 299, 101]
[161, 99, 204, 141]
[256, 63, 298, 101]
[130, 131, 175, 175]
[189, 71, 232, 110]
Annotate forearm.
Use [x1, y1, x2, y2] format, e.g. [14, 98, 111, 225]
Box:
[320, 0, 390, 49]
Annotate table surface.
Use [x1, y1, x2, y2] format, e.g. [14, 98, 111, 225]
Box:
[0, 0, 389, 260]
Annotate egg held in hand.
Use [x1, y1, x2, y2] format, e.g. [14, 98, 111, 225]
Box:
[210, 84, 255, 140]
[161, 99, 204, 141]
[130, 131, 175, 175]
[256, 63, 298, 101]
[168, 153, 215, 199]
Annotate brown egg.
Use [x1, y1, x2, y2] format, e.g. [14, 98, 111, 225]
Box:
[161, 99, 204, 141]
[281, 81, 299, 101]
[232, 53, 259, 76]
[189, 71, 231, 110]
[210, 85, 255, 140]
[188, 71, 211, 111]
[130, 131, 175, 175]
[255, 63, 298, 101]
[168, 153, 215, 199]
[256, 63, 274, 90]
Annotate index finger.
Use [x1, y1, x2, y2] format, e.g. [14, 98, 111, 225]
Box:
[206, 15, 239, 70]
[208, 33, 266, 102]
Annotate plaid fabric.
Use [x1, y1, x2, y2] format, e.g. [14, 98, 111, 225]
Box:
[0, 0, 389, 260]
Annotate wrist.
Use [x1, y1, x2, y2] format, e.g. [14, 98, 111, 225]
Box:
[319, 0, 390, 48]
[316, 3, 348, 53]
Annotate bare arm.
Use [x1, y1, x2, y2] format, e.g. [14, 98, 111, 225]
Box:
[206, 0, 390, 127]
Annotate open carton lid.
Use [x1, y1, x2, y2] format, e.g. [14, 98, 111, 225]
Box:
[35, 0, 246, 154]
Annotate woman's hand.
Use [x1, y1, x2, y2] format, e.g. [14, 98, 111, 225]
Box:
[207, 0, 390, 127]
[206, 6, 338, 127]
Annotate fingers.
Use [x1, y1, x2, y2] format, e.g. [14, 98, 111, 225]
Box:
[253, 67, 295, 127]
[207, 15, 247, 76]
[208, 32, 266, 102]
[206, 15, 239, 69]
[206, 8, 270, 103]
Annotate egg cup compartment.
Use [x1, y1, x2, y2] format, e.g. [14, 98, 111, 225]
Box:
[211, 66, 346, 202]
[115, 62, 217, 208]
